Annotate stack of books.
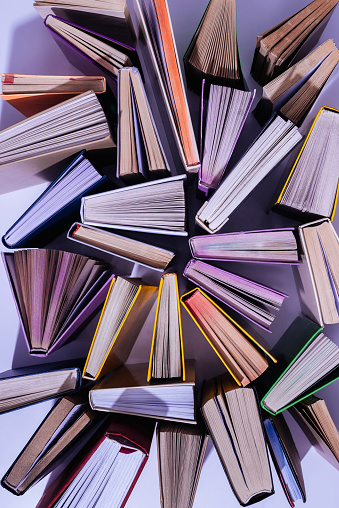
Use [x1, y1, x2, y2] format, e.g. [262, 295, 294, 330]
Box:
[2, 0, 339, 507]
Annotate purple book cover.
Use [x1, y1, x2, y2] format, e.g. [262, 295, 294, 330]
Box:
[189, 228, 300, 265]
[183, 258, 288, 331]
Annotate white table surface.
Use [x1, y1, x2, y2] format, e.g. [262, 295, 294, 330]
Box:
[0, 1, 339, 507]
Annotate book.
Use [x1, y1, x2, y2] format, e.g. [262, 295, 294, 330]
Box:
[195, 115, 302, 233]
[183, 0, 245, 93]
[80, 174, 188, 236]
[189, 228, 298, 264]
[34, 0, 136, 45]
[251, 0, 339, 86]
[118, 67, 168, 182]
[89, 361, 196, 423]
[0, 362, 81, 414]
[157, 422, 208, 508]
[199, 81, 255, 193]
[2, 151, 107, 249]
[181, 288, 276, 386]
[1, 391, 102, 495]
[0, 90, 114, 194]
[45, 15, 138, 80]
[83, 276, 158, 380]
[35, 415, 155, 508]
[295, 218, 339, 326]
[254, 39, 339, 126]
[295, 395, 339, 464]
[133, 0, 200, 173]
[68, 222, 175, 271]
[274, 106, 339, 219]
[183, 259, 287, 330]
[147, 273, 184, 381]
[260, 317, 339, 415]
[3, 249, 113, 356]
[201, 374, 273, 505]
[264, 414, 306, 507]
[0, 73, 106, 117]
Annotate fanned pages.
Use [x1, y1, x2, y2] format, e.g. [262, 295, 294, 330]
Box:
[89, 361, 196, 423]
[118, 67, 168, 181]
[264, 414, 306, 507]
[183, 259, 287, 330]
[83, 276, 158, 380]
[184, 0, 245, 92]
[157, 422, 208, 508]
[190, 228, 298, 264]
[181, 288, 275, 386]
[134, 0, 199, 172]
[81, 174, 187, 235]
[68, 222, 175, 271]
[3, 152, 106, 249]
[199, 83, 255, 193]
[0, 90, 114, 194]
[196, 116, 302, 233]
[45, 15, 136, 79]
[201, 375, 273, 505]
[295, 395, 339, 463]
[0, 74, 106, 117]
[275, 107, 339, 219]
[0, 364, 81, 414]
[148, 273, 184, 381]
[296, 219, 339, 326]
[251, 0, 339, 85]
[1, 393, 101, 495]
[261, 319, 339, 415]
[2, 249, 112, 356]
[255, 40, 339, 126]
[35, 416, 155, 508]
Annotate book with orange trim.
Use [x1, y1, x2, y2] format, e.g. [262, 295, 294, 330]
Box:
[147, 273, 185, 381]
[181, 288, 276, 386]
[83, 276, 158, 380]
[274, 106, 339, 220]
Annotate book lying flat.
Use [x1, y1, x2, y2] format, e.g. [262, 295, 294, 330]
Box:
[295, 395, 339, 465]
[45, 15, 138, 80]
[196, 115, 302, 233]
[83, 276, 158, 380]
[3, 249, 112, 356]
[2, 151, 106, 249]
[264, 414, 306, 507]
[89, 361, 196, 423]
[0, 90, 114, 194]
[133, 0, 200, 173]
[255, 39, 339, 126]
[0, 73, 106, 117]
[148, 273, 184, 381]
[201, 375, 273, 505]
[184, 0, 245, 93]
[0, 362, 81, 414]
[68, 222, 175, 271]
[295, 219, 339, 326]
[118, 67, 169, 182]
[183, 259, 287, 330]
[35, 415, 155, 508]
[157, 422, 208, 508]
[274, 107, 339, 219]
[1, 391, 102, 495]
[34, 0, 136, 45]
[189, 228, 298, 264]
[261, 317, 339, 415]
[81, 174, 188, 236]
[199, 81, 255, 193]
[181, 288, 276, 386]
[251, 0, 339, 85]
